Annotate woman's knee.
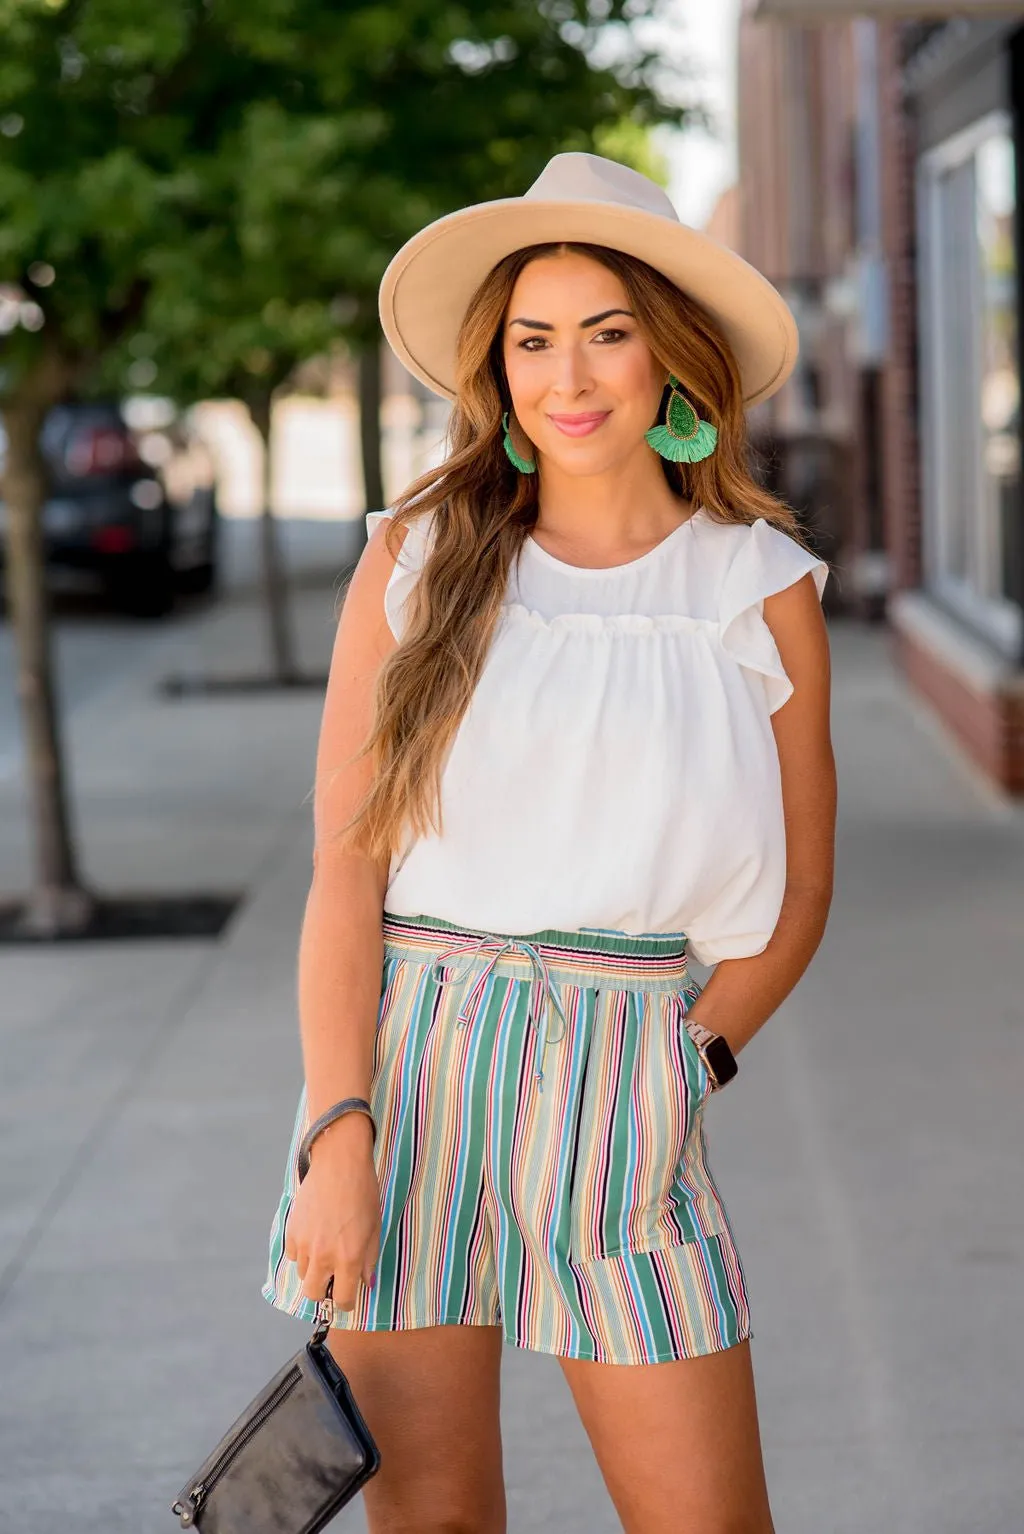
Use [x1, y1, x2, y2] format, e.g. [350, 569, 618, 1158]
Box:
[364, 1478, 506, 1534]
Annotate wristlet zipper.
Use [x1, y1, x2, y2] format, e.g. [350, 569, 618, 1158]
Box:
[173, 1364, 302, 1525]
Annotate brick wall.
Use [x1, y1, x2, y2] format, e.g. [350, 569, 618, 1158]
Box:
[892, 622, 1024, 793]
[736, 12, 865, 609]
[878, 21, 923, 595]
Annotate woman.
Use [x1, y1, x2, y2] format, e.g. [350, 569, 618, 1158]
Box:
[265, 153, 835, 1533]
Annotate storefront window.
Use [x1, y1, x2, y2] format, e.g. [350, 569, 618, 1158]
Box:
[976, 135, 1021, 614]
[919, 113, 1023, 656]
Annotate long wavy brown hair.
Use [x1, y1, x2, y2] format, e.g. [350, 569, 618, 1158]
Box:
[345, 241, 809, 860]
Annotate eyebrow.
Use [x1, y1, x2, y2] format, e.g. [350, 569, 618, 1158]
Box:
[508, 308, 635, 332]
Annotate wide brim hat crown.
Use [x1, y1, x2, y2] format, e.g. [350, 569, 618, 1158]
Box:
[379, 152, 799, 409]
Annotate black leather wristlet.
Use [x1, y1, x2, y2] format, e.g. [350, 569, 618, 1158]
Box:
[297, 1098, 376, 1182]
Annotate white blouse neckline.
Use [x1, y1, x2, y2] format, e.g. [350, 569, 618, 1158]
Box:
[523, 504, 706, 578]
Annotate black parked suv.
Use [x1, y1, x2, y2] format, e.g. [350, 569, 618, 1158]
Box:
[0, 398, 219, 616]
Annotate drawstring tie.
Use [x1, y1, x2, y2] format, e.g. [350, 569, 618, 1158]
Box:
[429, 936, 568, 1092]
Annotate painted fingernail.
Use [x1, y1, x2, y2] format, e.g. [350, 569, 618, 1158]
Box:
[368, 1271, 377, 1289]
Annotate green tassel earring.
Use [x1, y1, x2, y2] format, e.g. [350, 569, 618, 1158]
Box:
[645, 375, 718, 463]
[502, 411, 536, 474]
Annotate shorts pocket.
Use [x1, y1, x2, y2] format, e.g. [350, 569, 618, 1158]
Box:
[566, 986, 728, 1264]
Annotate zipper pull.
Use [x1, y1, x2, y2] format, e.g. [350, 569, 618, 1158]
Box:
[171, 1487, 202, 1526]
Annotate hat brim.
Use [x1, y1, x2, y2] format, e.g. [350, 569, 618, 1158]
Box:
[379, 198, 799, 409]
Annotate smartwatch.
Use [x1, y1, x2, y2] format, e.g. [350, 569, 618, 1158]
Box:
[683, 1018, 739, 1090]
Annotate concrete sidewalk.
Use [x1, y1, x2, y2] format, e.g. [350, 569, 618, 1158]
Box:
[1, 557, 1021, 1533]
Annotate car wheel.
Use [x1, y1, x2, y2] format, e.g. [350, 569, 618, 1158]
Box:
[176, 556, 218, 597]
[175, 502, 220, 597]
[107, 554, 176, 618]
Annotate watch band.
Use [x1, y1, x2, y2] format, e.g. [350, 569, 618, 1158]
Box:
[682, 1017, 738, 1091]
[683, 1017, 719, 1053]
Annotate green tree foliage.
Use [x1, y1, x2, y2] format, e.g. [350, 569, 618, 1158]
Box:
[0, 0, 700, 930]
[3, 0, 694, 396]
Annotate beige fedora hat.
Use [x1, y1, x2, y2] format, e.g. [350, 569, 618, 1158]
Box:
[379, 152, 798, 409]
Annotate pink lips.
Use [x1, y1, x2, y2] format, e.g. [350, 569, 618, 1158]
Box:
[547, 410, 610, 438]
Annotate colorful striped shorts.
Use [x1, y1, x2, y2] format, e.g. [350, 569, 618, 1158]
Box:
[263, 913, 752, 1367]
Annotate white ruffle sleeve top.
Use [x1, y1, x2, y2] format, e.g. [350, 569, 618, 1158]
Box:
[364, 505, 829, 967]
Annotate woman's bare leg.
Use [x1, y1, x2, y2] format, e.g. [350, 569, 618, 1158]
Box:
[329, 1322, 506, 1534]
[560, 1337, 774, 1534]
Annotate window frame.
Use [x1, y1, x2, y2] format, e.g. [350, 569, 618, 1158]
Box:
[917, 107, 1023, 658]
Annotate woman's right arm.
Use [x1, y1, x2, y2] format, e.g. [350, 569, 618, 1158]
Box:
[284, 519, 404, 1312]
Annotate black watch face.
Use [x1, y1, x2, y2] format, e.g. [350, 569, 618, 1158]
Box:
[704, 1036, 738, 1085]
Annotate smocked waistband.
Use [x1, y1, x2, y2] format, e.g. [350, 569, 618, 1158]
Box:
[382, 912, 690, 993]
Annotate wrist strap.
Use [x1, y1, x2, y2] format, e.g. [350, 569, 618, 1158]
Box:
[683, 1017, 719, 1052]
[297, 1097, 376, 1183]
[683, 1017, 726, 1090]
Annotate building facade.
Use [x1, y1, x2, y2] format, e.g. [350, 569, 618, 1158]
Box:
[738, 5, 1024, 794]
[736, 9, 890, 616]
[893, 19, 1024, 793]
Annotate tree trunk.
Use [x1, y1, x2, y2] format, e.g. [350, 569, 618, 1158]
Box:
[358, 337, 384, 532]
[2, 350, 94, 934]
[248, 392, 299, 685]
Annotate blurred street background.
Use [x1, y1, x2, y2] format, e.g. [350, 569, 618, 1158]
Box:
[2, 2, 1023, 1531]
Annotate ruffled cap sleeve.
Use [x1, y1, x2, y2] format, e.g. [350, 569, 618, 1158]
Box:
[718, 519, 829, 714]
[365, 507, 434, 641]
